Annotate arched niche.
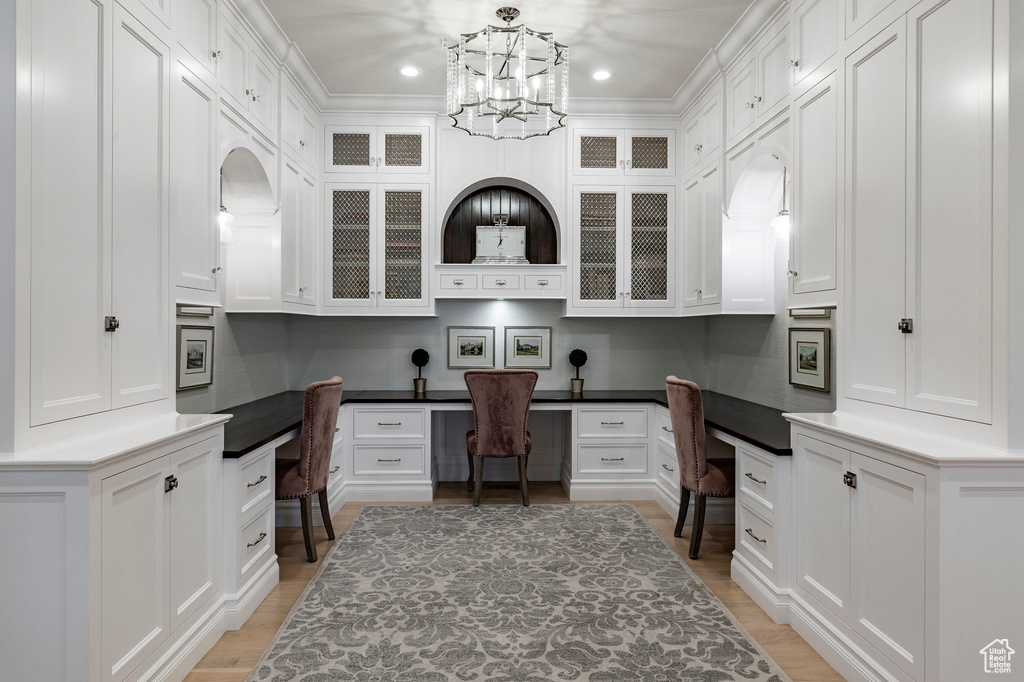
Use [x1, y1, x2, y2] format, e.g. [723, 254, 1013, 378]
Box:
[220, 147, 276, 215]
[442, 178, 559, 264]
[727, 150, 787, 220]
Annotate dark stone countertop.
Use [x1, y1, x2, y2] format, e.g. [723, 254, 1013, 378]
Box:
[218, 389, 792, 458]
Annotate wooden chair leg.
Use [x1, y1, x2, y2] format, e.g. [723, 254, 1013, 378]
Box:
[674, 488, 691, 538]
[318, 489, 334, 540]
[299, 495, 317, 562]
[473, 455, 484, 506]
[518, 456, 529, 507]
[688, 494, 707, 560]
[466, 452, 475, 491]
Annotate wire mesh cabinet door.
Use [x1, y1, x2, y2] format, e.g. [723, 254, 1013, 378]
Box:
[624, 130, 676, 177]
[325, 184, 376, 308]
[625, 187, 675, 308]
[573, 187, 624, 308]
[378, 185, 429, 308]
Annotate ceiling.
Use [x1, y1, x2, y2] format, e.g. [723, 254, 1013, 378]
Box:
[261, 0, 755, 102]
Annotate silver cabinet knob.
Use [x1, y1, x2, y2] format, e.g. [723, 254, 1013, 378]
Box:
[789, 59, 800, 68]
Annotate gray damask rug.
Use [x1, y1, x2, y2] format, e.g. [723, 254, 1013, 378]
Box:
[248, 504, 790, 681]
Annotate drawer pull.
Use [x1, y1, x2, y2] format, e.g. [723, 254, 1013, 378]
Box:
[335, 427, 341, 433]
[495, 279, 507, 285]
[378, 458, 402, 463]
[247, 532, 268, 548]
[744, 472, 767, 485]
[537, 279, 549, 286]
[662, 464, 674, 472]
[246, 474, 268, 488]
[378, 422, 402, 427]
[453, 279, 465, 285]
[601, 421, 625, 426]
[661, 425, 673, 433]
[601, 457, 625, 462]
[745, 528, 767, 544]
[330, 466, 340, 474]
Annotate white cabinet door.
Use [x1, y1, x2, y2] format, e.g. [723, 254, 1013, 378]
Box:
[681, 111, 703, 174]
[850, 452, 926, 681]
[683, 160, 722, 308]
[791, 72, 837, 298]
[795, 435, 850, 621]
[29, 0, 112, 426]
[792, 0, 837, 87]
[101, 456, 172, 682]
[378, 185, 429, 308]
[844, 19, 907, 408]
[110, 6, 170, 409]
[757, 23, 791, 116]
[281, 159, 304, 305]
[846, 0, 896, 40]
[174, 0, 218, 80]
[573, 187, 624, 308]
[325, 184, 376, 308]
[904, 0, 993, 423]
[246, 44, 277, 139]
[298, 172, 318, 304]
[283, 81, 317, 170]
[217, 9, 248, 112]
[171, 61, 219, 299]
[726, 55, 757, 148]
[169, 438, 219, 632]
[624, 187, 674, 308]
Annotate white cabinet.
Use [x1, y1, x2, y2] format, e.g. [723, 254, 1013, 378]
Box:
[681, 83, 723, 175]
[434, 265, 568, 300]
[844, 0, 993, 423]
[569, 186, 676, 314]
[100, 434, 220, 682]
[171, 60, 220, 305]
[324, 184, 431, 314]
[570, 405, 653, 491]
[682, 160, 722, 309]
[29, 0, 170, 426]
[791, 0, 837, 90]
[174, 0, 218, 81]
[343, 405, 433, 500]
[217, 5, 277, 143]
[726, 17, 792, 149]
[790, 71, 838, 304]
[282, 78, 318, 173]
[325, 125, 430, 174]
[573, 128, 676, 177]
[281, 159, 318, 307]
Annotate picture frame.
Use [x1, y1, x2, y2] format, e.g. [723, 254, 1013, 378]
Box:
[789, 327, 830, 392]
[504, 326, 552, 369]
[447, 326, 496, 369]
[177, 325, 215, 390]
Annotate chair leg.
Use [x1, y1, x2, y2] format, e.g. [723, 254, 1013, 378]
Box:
[688, 494, 707, 560]
[674, 488, 691, 538]
[299, 495, 317, 562]
[466, 452, 475, 491]
[518, 456, 530, 507]
[318, 488, 335, 540]
[473, 455, 484, 507]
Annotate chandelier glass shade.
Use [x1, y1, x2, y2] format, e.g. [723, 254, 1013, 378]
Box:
[443, 7, 568, 140]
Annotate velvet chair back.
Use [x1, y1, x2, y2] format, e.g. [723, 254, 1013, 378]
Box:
[277, 376, 343, 499]
[666, 376, 707, 493]
[465, 370, 538, 457]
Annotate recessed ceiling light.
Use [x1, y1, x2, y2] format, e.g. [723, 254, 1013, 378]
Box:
[399, 66, 421, 77]
[591, 70, 612, 81]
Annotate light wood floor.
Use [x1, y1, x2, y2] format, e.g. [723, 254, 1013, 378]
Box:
[184, 482, 844, 681]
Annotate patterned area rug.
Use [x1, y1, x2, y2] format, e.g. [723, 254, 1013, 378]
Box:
[248, 504, 790, 681]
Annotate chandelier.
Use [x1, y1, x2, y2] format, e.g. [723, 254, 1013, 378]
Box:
[443, 7, 569, 140]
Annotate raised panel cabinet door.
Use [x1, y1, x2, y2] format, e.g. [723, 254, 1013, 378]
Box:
[174, 0, 218, 79]
[791, 72, 838, 296]
[846, 0, 896, 40]
[682, 173, 704, 308]
[698, 161, 723, 306]
[111, 6, 170, 409]
[625, 188, 674, 307]
[849, 452, 926, 681]
[757, 22, 792, 115]
[574, 187, 623, 308]
[325, 185, 376, 307]
[682, 111, 703, 173]
[380, 127, 430, 174]
[247, 45, 277, 139]
[171, 62, 219, 296]
[905, 0, 993, 423]
[726, 55, 757, 148]
[217, 8, 248, 112]
[844, 19, 907, 408]
[379, 186, 428, 307]
[795, 435, 850, 621]
[101, 456, 172, 682]
[792, 0, 837, 86]
[29, 0, 113, 425]
[283, 83, 317, 169]
[326, 126, 379, 173]
[280, 159, 303, 304]
[298, 173, 318, 304]
[169, 438, 220, 632]
[699, 90, 723, 156]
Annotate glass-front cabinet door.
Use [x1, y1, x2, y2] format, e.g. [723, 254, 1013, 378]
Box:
[626, 188, 674, 307]
[574, 187, 623, 308]
[378, 187, 427, 308]
[327, 185, 375, 308]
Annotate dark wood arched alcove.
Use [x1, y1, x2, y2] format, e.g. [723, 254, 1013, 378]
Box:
[442, 185, 558, 263]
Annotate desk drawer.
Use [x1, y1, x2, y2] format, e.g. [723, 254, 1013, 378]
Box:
[239, 503, 275, 587]
[576, 444, 648, 475]
[737, 445, 776, 513]
[656, 407, 675, 449]
[440, 274, 479, 291]
[657, 444, 680, 494]
[353, 445, 426, 476]
[352, 408, 426, 439]
[482, 274, 520, 290]
[737, 500, 775, 574]
[524, 274, 562, 292]
[237, 446, 274, 520]
[577, 407, 649, 439]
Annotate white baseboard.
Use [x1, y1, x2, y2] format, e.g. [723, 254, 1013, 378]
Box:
[730, 553, 790, 624]
[276, 476, 347, 527]
[140, 596, 227, 682]
[338, 481, 435, 502]
[568, 480, 659, 501]
[652, 483, 735, 525]
[222, 558, 280, 631]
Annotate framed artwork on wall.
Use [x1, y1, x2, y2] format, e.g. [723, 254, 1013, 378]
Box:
[177, 325, 215, 390]
[447, 326, 496, 368]
[789, 327, 830, 392]
[504, 326, 552, 369]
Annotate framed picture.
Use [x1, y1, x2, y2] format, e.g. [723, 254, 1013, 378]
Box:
[177, 325, 215, 390]
[447, 326, 495, 368]
[789, 327, 830, 392]
[504, 326, 552, 369]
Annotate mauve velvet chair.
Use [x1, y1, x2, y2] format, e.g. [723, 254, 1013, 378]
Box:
[275, 376, 344, 562]
[464, 369, 538, 507]
[666, 376, 735, 559]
